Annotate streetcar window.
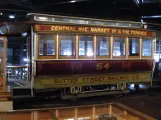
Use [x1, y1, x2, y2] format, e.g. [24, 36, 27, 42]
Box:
[128, 38, 139, 56]
[97, 36, 110, 56]
[39, 35, 55, 56]
[79, 36, 93, 56]
[113, 37, 125, 56]
[60, 35, 74, 56]
[142, 39, 152, 56]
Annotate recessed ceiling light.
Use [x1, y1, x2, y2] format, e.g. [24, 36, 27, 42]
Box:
[0, 13, 2, 15]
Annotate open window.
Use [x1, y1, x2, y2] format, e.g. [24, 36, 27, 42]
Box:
[38, 34, 56, 59]
[78, 35, 94, 59]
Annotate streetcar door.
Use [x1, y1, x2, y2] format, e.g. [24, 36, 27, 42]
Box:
[0, 37, 7, 92]
[7, 36, 31, 92]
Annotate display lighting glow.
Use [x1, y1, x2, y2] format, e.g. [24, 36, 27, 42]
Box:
[22, 32, 27, 37]
[0, 30, 4, 34]
[70, 0, 76, 3]
[87, 51, 93, 56]
[136, 0, 140, 4]
[9, 15, 15, 19]
[154, 54, 161, 62]
[129, 84, 134, 89]
[24, 58, 29, 62]
[64, 51, 72, 56]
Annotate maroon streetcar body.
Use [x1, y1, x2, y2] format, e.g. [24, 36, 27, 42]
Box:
[36, 60, 153, 76]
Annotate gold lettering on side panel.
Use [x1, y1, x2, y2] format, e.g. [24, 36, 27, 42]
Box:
[130, 30, 147, 36]
[51, 26, 77, 32]
[90, 28, 110, 33]
[122, 30, 130, 34]
[78, 27, 89, 32]
[34, 25, 40, 31]
[34, 25, 154, 37]
[40, 72, 151, 85]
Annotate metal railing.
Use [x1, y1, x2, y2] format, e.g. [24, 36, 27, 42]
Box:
[7, 66, 28, 82]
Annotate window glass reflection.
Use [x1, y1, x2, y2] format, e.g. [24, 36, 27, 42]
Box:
[113, 37, 125, 56]
[142, 39, 152, 56]
[97, 36, 110, 56]
[129, 38, 139, 56]
[79, 36, 93, 56]
[39, 35, 55, 56]
[39, 40, 44, 55]
[60, 35, 74, 56]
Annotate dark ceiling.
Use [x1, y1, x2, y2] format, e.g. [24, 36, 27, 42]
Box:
[0, 0, 161, 30]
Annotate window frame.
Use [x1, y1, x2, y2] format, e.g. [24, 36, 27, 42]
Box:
[58, 34, 76, 59]
[128, 37, 140, 58]
[141, 37, 153, 59]
[37, 33, 57, 59]
[112, 36, 126, 58]
[78, 34, 94, 59]
[96, 35, 111, 59]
